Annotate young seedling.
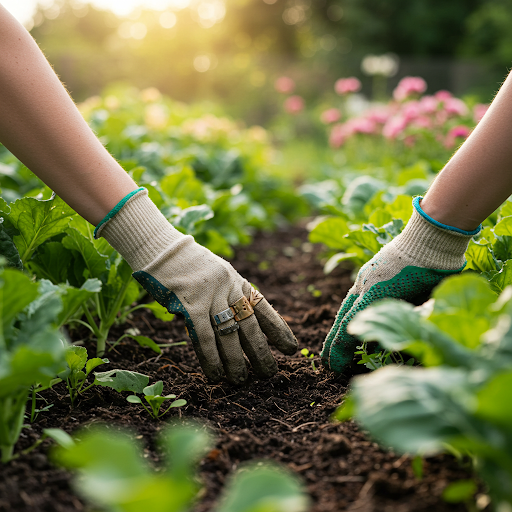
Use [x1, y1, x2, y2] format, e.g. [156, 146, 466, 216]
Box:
[300, 348, 318, 371]
[58, 346, 109, 407]
[127, 381, 186, 419]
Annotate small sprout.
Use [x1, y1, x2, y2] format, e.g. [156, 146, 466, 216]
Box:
[127, 381, 187, 420]
[300, 348, 318, 371]
[306, 284, 322, 297]
[310, 402, 315, 407]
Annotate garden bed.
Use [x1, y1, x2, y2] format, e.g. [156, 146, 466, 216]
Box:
[0, 226, 472, 512]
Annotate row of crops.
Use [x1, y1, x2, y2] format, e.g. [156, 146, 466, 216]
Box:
[2, 80, 512, 509]
[0, 87, 310, 510]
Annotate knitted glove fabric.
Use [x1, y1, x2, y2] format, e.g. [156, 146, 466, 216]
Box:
[321, 196, 481, 374]
[95, 188, 297, 384]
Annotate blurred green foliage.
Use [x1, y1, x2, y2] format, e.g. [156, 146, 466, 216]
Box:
[28, 0, 512, 123]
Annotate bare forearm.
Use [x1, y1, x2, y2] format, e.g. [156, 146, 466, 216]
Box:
[0, 6, 136, 225]
[423, 72, 512, 230]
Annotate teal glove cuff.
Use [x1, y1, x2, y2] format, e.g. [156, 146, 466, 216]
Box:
[413, 196, 481, 236]
[93, 187, 145, 239]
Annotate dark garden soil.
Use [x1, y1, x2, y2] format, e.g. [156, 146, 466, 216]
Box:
[0, 226, 476, 512]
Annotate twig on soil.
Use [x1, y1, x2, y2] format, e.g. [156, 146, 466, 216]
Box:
[141, 315, 156, 334]
[232, 402, 252, 414]
[291, 421, 318, 432]
[273, 401, 288, 414]
[269, 417, 294, 429]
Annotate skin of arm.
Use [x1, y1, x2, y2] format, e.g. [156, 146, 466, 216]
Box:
[422, 71, 512, 231]
[0, 5, 136, 225]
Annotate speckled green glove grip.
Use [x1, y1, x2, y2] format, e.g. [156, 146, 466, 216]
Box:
[95, 188, 297, 384]
[321, 197, 480, 374]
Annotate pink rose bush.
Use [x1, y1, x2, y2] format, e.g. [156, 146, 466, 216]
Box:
[324, 76, 487, 154]
[321, 108, 342, 124]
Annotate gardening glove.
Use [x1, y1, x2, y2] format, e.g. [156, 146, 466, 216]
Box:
[94, 187, 297, 384]
[321, 196, 481, 374]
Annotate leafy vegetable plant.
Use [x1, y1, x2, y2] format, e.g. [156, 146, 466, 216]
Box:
[127, 381, 186, 419]
[336, 273, 512, 508]
[0, 267, 66, 463]
[52, 422, 309, 512]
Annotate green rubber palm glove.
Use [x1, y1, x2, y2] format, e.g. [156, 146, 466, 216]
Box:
[321, 196, 481, 374]
[95, 188, 297, 384]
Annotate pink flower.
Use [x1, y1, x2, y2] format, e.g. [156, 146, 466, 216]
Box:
[383, 115, 408, 139]
[346, 117, 377, 135]
[275, 76, 295, 94]
[445, 125, 471, 148]
[320, 108, 341, 124]
[284, 95, 304, 114]
[474, 104, 489, 123]
[402, 101, 421, 121]
[435, 90, 453, 102]
[335, 77, 362, 95]
[444, 97, 468, 117]
[412, 116, 432, 129]
[393, 76, 427, 101]
[329, 124, 348, 148]
[366, 108, 391, 124]
[419, 95, 438, 114]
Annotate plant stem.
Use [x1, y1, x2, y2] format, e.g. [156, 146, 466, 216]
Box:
[1, 444, 14, 464]
[30, 387, 36, 423]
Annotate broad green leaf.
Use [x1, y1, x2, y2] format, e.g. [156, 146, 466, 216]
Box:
[66, 346, 88, 372]
[30, 241, 73, 282]
[494, 216, 512, 237]
[172, 204, 214, 233]
[63, 227, 109, 281]
[348, 300, 476, 368]
[385, 194, 413, 223]
[308, 217, 350, 250]
[442, 480, 477, 503]
[498, 201, 512, 219]
[216, 463, 310, 512]
[160, 166, 206, 204]
[492, 235, 512, 262]
[94, 369, 149, 393]
[464, 243, 497, 273]
[0, 268, 39, 334]
[127, 335, 161, 354]
[203, 229, 234, 258]
[169, 399, 186, 408]
[397, 163, 429, 185]
[127, 395, 142, 403]
[346, 366, 476, 455]
[476, 371, 512, 426]
[428, 312, 488, 350]
[346, 230, 381, 254]
[160, 423, 212, 480]
[143, 301, 175, 322]
[323, 252, 360, 274]
[368, 208, 392, 227]
[144, 380, 164, 396]
[432, 274, 496, 317]
[489, 260, 512, 295]
[85, 357, 109, 375]
[342, 176, 384, 213]
[44, 428, 75, 449]
[0, 221, 22, 269]
[9, 195, 75, 263]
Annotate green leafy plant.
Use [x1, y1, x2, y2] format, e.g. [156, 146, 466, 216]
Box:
[57, 346, 109, 407]
[127, 381, 186, 419]
[335, 273, 512, 508]
[52, 422, 309, 512]
[0, 267, 66, 463]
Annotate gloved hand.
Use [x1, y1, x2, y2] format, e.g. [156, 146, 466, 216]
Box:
[321, 196, 480, 374]
[95, 188, 297, 384]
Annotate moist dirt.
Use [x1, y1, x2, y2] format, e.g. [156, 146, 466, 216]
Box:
[0, 226, 475, 512]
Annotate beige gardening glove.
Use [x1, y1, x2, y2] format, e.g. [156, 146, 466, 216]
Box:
[95, 188, 297, 384]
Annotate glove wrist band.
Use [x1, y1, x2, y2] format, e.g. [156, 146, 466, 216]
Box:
[392, 196, 479, 270]
[94, 187, 185, 271]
